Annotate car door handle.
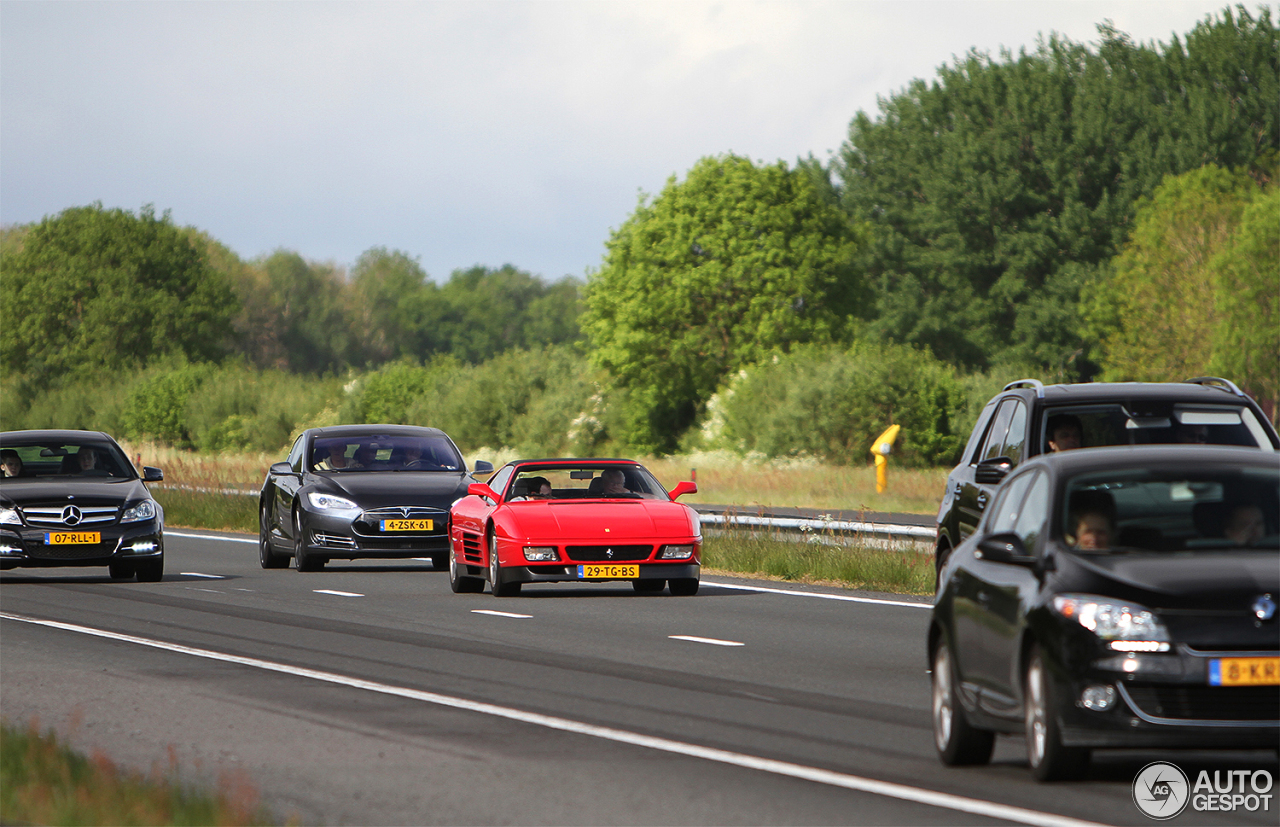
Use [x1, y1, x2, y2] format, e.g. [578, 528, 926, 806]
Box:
[977, 591, 991, 605]
[976, 492, 988, 508]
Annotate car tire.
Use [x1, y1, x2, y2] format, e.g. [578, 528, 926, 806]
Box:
[449, 544, 483, 594]
[668, 577, 699, 596]
[108, 561, 134, 580]
[294, 510, 325, 572]
[632, 579, 665, 594]
[259, 505, 288, 569]
[135, 557, 164, 583]
[931, 640, 995, 765]
[489, 531, 520, 597]
[1025, 648, 1089, 781]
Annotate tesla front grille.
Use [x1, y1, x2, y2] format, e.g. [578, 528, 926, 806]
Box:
[565, 545, 653, 562]
[21, 505, 118, 527]
[1124, 685, 1280, 722]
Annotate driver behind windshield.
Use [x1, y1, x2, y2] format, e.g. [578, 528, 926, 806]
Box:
[1066, 490, 1115, 550]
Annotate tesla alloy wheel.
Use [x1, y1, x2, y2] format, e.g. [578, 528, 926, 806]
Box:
[259, 505, 288, 569]
[294, 510, 325, 572]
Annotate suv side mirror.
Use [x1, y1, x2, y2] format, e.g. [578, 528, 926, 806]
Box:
[975, 457, 1013, 484]
[976, 532, 1036, 566]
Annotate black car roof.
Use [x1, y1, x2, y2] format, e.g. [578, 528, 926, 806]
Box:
[1022, 444, 1280, 475]
[309, 424, 450, 438]
[0, 429, 115, 443]
[1017, 382, 1255, 405]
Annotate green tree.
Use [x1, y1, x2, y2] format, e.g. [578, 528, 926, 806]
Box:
[582, 154, 867, 453]
[350, 248, 438, 364]
[435, 265, 582, 364]
[1084, 164, 1277, 408]
[0, 204, 236, 379]
[833, 6, 1277, 374]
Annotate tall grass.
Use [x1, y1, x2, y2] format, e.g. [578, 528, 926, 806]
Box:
[125, 441, 262, 532]
[702, 527, 936, 595]
[0, 718, 280, 826]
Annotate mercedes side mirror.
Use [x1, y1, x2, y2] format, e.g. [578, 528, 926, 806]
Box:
[142, 466, 163, 482]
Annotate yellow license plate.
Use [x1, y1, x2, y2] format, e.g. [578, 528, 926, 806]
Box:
[45, 532, 100, 545]
[1209, 656, 1280, 686]
[381, 519, 432, 531]
[578, 564, 639, 579]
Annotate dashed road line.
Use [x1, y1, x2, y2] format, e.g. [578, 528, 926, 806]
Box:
[314, 589, 363, 597]
[472, 609, 534, 619]
[670, 635, 744, 647]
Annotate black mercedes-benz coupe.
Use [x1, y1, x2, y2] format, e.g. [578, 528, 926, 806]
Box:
[259, 424, 493, 571]
[0, 430, 165, 581]
[929, 445, 1278, 780]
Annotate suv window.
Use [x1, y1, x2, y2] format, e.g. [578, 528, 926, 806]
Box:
[1003, 401, 1028, 465]
[979, 400, 1019, 462]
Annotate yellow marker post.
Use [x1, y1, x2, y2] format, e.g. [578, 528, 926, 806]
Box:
[871, 424, 901, 494]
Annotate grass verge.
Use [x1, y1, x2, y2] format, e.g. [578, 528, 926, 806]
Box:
[0, 718, 280, 826]
[702, 527, 935, 595]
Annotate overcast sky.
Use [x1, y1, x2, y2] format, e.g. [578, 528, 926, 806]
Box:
[1, 1, 1238, 282]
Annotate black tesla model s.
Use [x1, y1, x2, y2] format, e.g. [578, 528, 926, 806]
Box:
[0, 430, 165, 581]
[259, 424, 493, 571]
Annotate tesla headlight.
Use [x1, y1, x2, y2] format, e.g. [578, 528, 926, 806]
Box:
[121, 499, 157, 523]
[307, 492, 360, 511]
[1051, 594, 1171, 651]
[0, 505, 19, 525]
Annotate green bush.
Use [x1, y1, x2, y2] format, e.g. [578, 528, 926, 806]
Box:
[707, 341, 968, 467]
[184, 364, 344, 453]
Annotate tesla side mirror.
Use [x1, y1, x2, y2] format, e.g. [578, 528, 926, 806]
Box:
[473, 460, 494, 474]
[270, 462, 295, 475]
[142, 466, 163, 482]
[976, 532, 1035, 565]
[669, 481, 697, 500]
[975, 457, 1013, 484]
[467, 483, 499, 503]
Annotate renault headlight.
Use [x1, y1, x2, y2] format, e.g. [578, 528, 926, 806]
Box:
[1052, 594, 1171, 652]
[307, 492, 360, 512]
[121, 500, 157, 523]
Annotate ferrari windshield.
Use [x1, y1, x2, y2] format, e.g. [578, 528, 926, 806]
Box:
[1063, 466, 1278, 552]
[505, 464, 667, 500]
[308, 435, 462, 472]
[0, 440, 134, 480]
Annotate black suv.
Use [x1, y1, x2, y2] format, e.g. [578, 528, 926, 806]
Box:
[935, 377, 1278, 579]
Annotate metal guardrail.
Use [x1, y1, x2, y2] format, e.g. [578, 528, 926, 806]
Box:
[150, 484, 936, 542]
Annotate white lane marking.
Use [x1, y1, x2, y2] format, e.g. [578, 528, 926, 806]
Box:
[0, 612, 1101, 827]
[705, 580, 932, 609]
[166, 531, 256, 545]
[181, 572, 225, 579]
[314, 589, 363, 598]
[670, 635, 744, 647]
[189, 588, 224, 594]
[471, 610, 533, 619]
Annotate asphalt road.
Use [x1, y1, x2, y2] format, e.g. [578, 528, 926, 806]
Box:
[1, 531, 1275, 826]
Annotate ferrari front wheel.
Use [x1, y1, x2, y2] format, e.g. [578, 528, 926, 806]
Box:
[489, 531, 520, 597]
[450, 544, 483, 594]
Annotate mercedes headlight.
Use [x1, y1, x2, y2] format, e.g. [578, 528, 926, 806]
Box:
[1, 505, 20, 525]
[121, 499, 157, 523]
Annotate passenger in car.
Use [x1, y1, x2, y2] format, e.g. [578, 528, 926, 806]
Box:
[1224, 502, 1266, 546]
[315, 444, 350, 470]
[526, 477, 553, 499]
[600, 468, 629, 496]
[1, 450, 22, 478]
[350, 444, 377, 468]
[1046, 414, 1083, 452]
[76, 446, 103, 473]
[1066, 490, 1114, 550]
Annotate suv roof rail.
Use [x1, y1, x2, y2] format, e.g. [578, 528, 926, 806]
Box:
[1184, 376, 1246, 398]
[1002, 379, 1045, 399]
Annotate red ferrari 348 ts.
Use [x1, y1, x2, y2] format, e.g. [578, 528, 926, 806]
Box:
[448, 459, 701, 596]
